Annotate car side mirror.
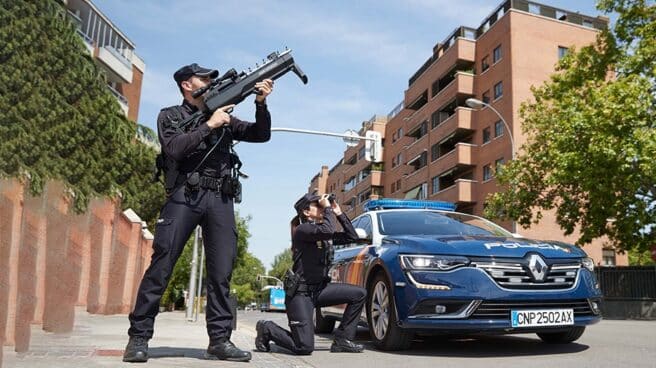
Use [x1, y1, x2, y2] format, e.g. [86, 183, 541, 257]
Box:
[512, 233, 524, 238]
[355, 228, 370, 241]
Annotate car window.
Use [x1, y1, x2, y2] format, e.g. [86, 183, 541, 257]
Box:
[376, 211, 512, 237]
[358, 215, 372, 238]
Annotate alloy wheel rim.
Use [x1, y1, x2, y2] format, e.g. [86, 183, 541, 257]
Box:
[371, 281, 389, 340]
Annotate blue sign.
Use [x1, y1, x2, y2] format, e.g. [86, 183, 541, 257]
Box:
[269, 288, 286, 311]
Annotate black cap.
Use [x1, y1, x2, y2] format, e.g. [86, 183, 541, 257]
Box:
[294, 193, 321, 215]
[173, 63, 219, 86]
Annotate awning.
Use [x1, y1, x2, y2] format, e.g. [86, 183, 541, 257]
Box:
[439, 132, 456, 145]
[406, 149, 427, 166]
[404, 185, 422, 199]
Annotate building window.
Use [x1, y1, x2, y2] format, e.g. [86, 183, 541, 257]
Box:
[494, 81, 503, 99]
[431, 143, 440, 161]
[358, 190, 371, 204]
[482, 127, 491, 144]
[431, 110, 440, 129]
[392, 152, 403, 168]
[556, 10, 567, 20]
[408, 121, 428, 141]
[431, 176, 440, 194]
[528, 3, 541, 14]
[602, 249, 616, 266]
[408, 151, 427, 171]
[419, 183, 428, 199]
[493, 44, 502, 63]
[558, 46, 569, 59]
[481, 55, 490, 72]
[483, 164, 492, 181]
[392, 127, 403, 143]
[482, 90, 490, 104]
[495, 157, 504, 174]
[582, 19, 594, 28]
[494, 120, 504, 138]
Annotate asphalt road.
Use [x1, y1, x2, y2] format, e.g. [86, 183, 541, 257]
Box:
[241, 310, 656, 368]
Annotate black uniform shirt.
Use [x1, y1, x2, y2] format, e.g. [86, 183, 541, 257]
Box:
[157, 99, 271, 177]
[292, 208, 358, 284]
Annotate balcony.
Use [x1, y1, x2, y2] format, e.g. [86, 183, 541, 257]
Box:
[431, 143, 475, 177]
[431, 72, 474, 107]
[430, 107, 474, 144]
[97, 46, 133, 83]
[431, 179, 475, 204]
[408, 27, 476, 87]
[107, 84, 129, 116]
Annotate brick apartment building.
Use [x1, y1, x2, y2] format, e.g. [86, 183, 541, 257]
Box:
[61, 0, 145, 122]
[308, 0, 627, 266]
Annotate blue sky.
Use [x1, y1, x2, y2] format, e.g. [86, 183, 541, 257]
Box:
[93, 0, 603, 270]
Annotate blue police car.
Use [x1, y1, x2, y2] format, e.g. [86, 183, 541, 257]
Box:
[315, 199, 602, 350]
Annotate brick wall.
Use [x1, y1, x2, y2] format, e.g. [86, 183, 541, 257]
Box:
[0, 178, 154, 359]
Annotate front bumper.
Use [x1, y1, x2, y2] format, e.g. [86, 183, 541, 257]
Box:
[393, 267, 603, 332]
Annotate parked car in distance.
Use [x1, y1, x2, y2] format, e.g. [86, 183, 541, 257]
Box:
[316, 199, 602, 350]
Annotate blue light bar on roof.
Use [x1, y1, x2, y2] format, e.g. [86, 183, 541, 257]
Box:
[363, 198, 456, 212]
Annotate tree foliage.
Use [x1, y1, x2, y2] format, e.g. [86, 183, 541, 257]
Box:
[485, 0, 656, 253]
[269, 247, 293, 282]
[0, 0, 164, 225]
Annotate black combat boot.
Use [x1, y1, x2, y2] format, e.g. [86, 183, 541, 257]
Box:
[207, 339, 252, 362]
[330, 337, 364, 353]
[255, 320, 271, 352]
[122, 336, 149, 362]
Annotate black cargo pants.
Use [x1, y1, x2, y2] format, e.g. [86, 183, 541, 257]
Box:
[263, 282, 366, 355]
[128, 185, 237, 341]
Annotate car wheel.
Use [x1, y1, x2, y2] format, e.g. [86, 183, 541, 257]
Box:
[366, 273, 413, 350]
[314, 307, 335, 333]
[537, 326, 585, 343]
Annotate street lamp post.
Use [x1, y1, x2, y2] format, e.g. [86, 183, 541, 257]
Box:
[465, 98, 515, 160]
[465, 98, 517, 233]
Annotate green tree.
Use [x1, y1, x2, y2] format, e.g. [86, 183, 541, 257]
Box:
[628, 249, 656, 265]
[0, 0, 164, 226]
[231, 251, 266, 306]
[269, 247, 293, 281]
[485, 0, 656, 254]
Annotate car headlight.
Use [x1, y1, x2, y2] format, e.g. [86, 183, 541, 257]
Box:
[582, 257, 595, 272]
[400, 255, 470, 271]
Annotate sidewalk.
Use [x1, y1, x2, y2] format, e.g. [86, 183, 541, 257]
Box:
[2, 307, 320, 368]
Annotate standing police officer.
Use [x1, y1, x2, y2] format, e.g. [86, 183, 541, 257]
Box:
[123, 63, 274, 363]
[255, 193, 366, 354]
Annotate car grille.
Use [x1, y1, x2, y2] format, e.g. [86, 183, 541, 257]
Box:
[469, 299, 595, 319]
[472, 260, 580, 290]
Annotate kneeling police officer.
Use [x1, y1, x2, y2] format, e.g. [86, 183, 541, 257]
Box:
[255, 193, 367, 354]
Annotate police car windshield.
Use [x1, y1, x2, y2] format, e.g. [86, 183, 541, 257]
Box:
[377, 211, 513, 237]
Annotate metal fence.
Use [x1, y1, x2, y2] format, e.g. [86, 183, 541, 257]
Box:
[595, 266, 656, 300]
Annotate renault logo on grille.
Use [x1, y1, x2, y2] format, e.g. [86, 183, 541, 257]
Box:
[527, 254, 548, 281]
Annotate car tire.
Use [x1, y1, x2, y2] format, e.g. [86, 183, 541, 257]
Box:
[314, 307, 336, 333]
[537, 326, 585, 343]
[366, 272, 413, 350]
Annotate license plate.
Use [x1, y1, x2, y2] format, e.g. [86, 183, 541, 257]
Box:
[511, 309, 574, 328]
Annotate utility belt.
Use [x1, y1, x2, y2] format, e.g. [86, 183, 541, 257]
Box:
[283, 269, 328, 297]
[183, 172, 242, 202]
[198, 175, 224, 191]
[296, 282, 325, 294]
